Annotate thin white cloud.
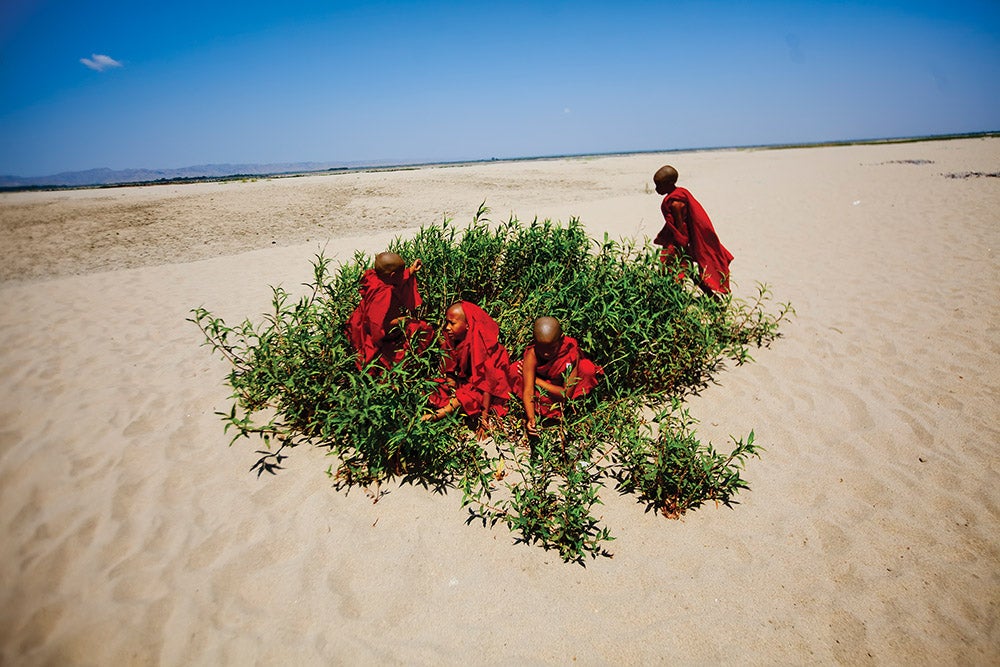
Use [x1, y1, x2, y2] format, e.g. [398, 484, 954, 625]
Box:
[80, 54, 122, 72]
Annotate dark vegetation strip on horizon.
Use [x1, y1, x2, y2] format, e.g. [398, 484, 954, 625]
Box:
[3, 131, 996, 193]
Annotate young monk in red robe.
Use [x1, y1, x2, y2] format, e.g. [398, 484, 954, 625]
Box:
[515, 316, 603, 436]
[346, 252, 433, 368]
[652, 165, 734, 295]
[421, 301, 514, 439]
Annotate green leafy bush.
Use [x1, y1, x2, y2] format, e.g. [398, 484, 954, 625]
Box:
[191, 206, 792, 563]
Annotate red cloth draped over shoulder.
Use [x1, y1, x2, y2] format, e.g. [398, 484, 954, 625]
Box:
[346, 268, 431, 367]
[430, 301, 514, 417]
[653, 186, 734, 294]
[534, 336, 602, 398]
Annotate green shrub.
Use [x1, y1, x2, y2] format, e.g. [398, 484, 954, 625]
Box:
[191, 206, 792, 563]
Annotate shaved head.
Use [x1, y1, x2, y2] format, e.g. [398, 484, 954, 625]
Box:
[653, 165, 678, 189]
[445, 302, 468, 340]
[374, 252, 405, 277]
[533, 316, 562, 344]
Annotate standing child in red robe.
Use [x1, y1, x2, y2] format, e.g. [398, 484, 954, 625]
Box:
[346, 252, 432, 369]
[515, 316, 603, 436]
[421, 301, 514, 439]
[652, 165, 734, 295]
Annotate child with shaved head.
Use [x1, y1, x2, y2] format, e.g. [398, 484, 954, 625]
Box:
[516, 316, 603, 436]
[421, 301, 515, 439]
[652, 165, 734, 295]
[346, 251, 432, 369]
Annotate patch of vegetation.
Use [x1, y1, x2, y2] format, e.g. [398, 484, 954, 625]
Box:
[944, 171, 1000, 179]
[191, 206, 792, 563]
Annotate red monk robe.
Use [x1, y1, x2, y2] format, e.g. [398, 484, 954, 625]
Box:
[346, 268, 432, 368]
[653, 186, 734, 294]
[429, 301, 514, 418]
[515, 336, 603, 418]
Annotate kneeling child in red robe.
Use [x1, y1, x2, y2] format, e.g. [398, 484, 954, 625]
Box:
[346, 252, 433, 369]
[422, 301, 514, 439]
[515, 316, 603, 435]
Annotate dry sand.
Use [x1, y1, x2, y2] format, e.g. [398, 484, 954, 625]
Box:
[1, 137, 998, 664]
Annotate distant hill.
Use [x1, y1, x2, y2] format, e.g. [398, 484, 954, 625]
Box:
[0, 161, 388, 189]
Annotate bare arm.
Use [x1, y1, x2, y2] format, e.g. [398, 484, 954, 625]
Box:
[669, 200, 687, 232]
[477, 392, 492, 440]
[535, 359, 577, 400]
[389, 260, 423, 327]
[534, 376, 567, 399]
[521, 348, 539, 434]
[421, 396, 460, 422]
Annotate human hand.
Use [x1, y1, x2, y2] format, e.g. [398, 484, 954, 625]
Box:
[410, 259, 423, 273]
[525, 419, 538, 437]
[476, 416, 491, 441]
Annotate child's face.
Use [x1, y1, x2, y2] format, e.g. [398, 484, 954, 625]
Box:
[654, 178, 675, 195]
[445, 311, 468, 340]
[534, 336, 562, 361]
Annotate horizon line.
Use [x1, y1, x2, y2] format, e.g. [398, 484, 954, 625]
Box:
[3, 130, 997, 192]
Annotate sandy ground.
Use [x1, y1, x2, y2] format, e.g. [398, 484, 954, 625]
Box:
[1, 138, 998, 664]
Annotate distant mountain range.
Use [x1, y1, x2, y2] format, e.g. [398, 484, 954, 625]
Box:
[0, 160, 395, 189]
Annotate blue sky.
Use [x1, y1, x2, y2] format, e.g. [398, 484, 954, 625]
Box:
[1, 0, 997, 176]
